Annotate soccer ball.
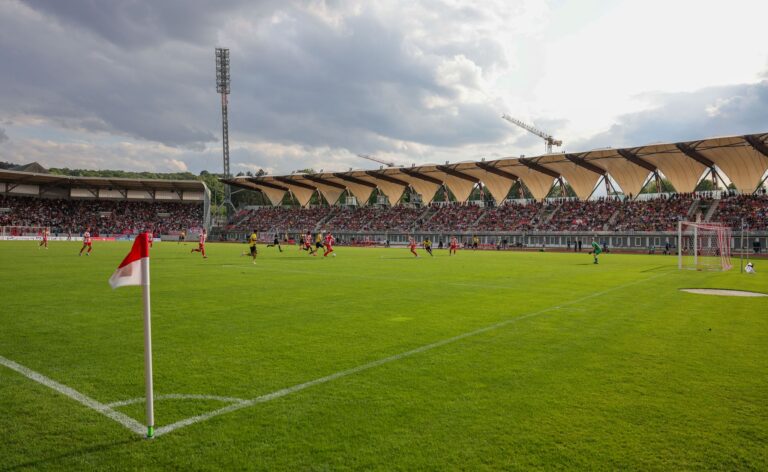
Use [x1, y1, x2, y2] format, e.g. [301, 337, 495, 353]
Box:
[332, 253, 337, 257]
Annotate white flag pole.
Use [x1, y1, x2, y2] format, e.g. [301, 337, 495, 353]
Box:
[141, 253, 155, 438]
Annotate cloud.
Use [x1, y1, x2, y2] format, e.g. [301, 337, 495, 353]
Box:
[20, 0, 265, 49]
[0, 136, 207, 173]
[575, 80, 768, 150]
[0, 127, 8, 143]
[2, 0, 521, 163]
[1, 0, 767, 176]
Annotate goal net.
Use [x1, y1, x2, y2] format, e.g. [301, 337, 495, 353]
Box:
[0, 226, 47, 239]
[677, 221, 732, 271]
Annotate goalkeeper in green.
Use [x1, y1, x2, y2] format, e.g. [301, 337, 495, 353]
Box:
[589, 240, 602, 264]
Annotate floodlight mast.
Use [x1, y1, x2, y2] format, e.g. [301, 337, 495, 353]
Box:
[215, 47, 235, 216]
[501, 113, 563, 153]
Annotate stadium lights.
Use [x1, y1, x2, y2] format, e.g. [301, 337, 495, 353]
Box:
[215, 47, 234, 216]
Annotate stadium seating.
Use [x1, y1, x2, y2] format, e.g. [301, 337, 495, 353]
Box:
[421, 204, 485, 232]
[0, 195, 203, 235]
[538, 198, 623, 232]
[223, 194, 768, 234]
[4, 192, 766, 237]
[712, 194, 768, 230]
[228, 206, 337, 232]
[474, 201, 544, 231]
[610, 194, 695, 232]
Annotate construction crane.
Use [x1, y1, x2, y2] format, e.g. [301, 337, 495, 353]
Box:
[501, 113, 563, 153]
[357, 154, 395, 167]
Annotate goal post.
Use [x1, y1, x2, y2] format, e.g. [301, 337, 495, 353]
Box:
[0, 226, 47, 240]
[678, 221, 732, 271]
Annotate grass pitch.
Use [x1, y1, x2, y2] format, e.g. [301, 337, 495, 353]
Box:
[1, 241, 766, 470]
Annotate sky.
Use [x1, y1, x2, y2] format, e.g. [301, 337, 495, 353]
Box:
[0, 0, 766, 176]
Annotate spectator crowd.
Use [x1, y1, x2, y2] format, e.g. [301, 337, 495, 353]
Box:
[227, 193, 767, 234]
[0, 195, 203, 235]
[3, 192, 766, 237]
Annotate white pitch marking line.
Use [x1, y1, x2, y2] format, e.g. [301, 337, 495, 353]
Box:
[106, 394, 248, 409]
[154, 271, 670, 437]
[0, 355, 146, 436]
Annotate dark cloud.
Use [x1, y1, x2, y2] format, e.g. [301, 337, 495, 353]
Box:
[6, 0, 764, 175]
[576, 80, 768, 150]
[230, 8, 509, 151]
[2, 1, 510, 160]
[20, 0, 265, 48]
[0, 127, 8, 143]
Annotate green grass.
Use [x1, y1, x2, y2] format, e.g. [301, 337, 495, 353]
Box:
[1, 241, 766, 470]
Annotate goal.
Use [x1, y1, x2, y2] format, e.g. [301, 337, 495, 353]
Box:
[677, 221, 732, 271]
[0, 226, 48, 240]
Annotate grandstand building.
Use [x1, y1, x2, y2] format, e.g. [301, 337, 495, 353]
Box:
[0, 168, 210, 240]
[221, 133, 768, 252]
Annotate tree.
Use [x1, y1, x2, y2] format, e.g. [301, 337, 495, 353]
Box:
[545, 182, 576, 199]
[641, 177, 675, 194]
[198, 171, 224, 206]
[695, 179, 718, 191]
[507, 182, 533, 200]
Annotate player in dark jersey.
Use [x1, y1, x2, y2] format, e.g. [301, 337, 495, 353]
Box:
[423, 238, 433, 256]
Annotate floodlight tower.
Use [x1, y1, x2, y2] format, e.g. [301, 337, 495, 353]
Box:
[215, 47, 235, 215]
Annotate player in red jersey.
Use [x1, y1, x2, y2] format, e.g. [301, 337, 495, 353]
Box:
[79, 228, 93, 256]
[323, 231, 336, 257]
[303, 231, 316, 255]
[449, 236, 458, 256]
[38, 227, 49, 249]
[191, 229, 207, 258]
[409, 237, 419, 258]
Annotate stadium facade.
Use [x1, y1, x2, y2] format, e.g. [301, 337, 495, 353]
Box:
[218, 133, 767, 253]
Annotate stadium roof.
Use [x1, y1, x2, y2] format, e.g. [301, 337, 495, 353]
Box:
[224, 133, 768, 205]
[0, 169, 206, 192]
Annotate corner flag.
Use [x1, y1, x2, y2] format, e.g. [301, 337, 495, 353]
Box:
[109, 232, 155, 438]
[109, 233, 151, 288]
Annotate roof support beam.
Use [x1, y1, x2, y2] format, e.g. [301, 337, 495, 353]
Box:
[675, 143, 715, 167]
[245, 179, 288, 191]
[745, 134, 768, 159]
[565, 153, 606, 175]
[475, 162, 519, 181]
[617, 149, 657, 173]
[333, 173, 377, 188]
[436, 165, 479, 183]
[302, 175, 347, 190]
[518, 158, 560, 179]
[399, 168, 443, 185]
[365, 171, 409, 187]
[274, 176, 317, 191]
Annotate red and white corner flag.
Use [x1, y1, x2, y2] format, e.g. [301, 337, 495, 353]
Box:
[109, 232, 156, 438]
[109, 232, 151, 288]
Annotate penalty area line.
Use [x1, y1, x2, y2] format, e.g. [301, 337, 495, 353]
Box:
[0, 355, 146, 436]
[154, 271, 670, 437]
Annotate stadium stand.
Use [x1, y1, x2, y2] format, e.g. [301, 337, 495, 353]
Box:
[218, 194, 768, 244]
[0, 195, 203, 235]
[711, 193, 768, 230]
[474, 201, 545, 232]
[610, 194, 696, 232]
[0, 169, 208, 237]
[227, 207, 337, 233]
[421, 203, 485, 232]
[537, 198, 622, 232]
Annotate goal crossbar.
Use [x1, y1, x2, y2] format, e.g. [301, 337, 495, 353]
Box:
[677, 221, 732, 271]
